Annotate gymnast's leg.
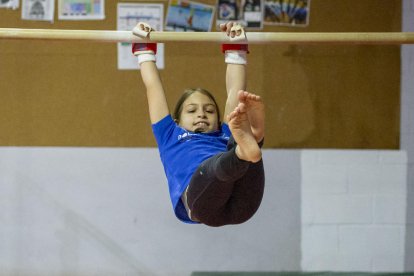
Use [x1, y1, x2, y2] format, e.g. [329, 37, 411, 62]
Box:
[185, 145, 264, 227]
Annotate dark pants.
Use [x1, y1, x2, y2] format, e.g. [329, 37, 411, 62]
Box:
[185, 137, 265, 227]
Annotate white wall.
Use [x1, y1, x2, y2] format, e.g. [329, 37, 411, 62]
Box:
[0, 148, 301, 276]
[301, 150, 407, 272]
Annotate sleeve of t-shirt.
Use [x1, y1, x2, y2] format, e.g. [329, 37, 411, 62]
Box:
[221, 123, 232, 137]
[151, 115, 176, 150]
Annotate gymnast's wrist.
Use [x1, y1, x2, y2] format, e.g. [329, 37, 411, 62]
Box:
[222, 44, 248, 65]
[132, 43, 157, 64]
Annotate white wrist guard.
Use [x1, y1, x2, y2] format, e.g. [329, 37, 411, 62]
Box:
[224, 50, 247, 65]
[137, 53, 156, 65]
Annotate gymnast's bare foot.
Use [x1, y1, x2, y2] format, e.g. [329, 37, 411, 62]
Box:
[237, 90, 265, 143]
[227, 103, 262, 163]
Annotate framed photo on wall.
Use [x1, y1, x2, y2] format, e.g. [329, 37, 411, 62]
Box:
[217, 0, 263, 30]
[264, 0, 310, 27]
[165, 0, 215, 32]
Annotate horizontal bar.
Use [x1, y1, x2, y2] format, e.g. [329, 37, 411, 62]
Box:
[1, 28, 414, 44]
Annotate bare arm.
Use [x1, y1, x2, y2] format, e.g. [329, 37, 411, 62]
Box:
[223, 64, 246, 123]
[133, 22, 170, 124]
[139, 61, 169, 124]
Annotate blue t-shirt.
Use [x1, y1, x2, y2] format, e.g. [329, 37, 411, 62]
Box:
[152, 115, 231, 223]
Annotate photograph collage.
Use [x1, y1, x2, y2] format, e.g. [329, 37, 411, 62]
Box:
[0, 0, 310, 29]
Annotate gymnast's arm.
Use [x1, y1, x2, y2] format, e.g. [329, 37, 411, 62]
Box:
[221, 22, 247, 124]
[139, 61, 169, 124]
[132, 22, 169, 124]
[224, 63, 246, 123]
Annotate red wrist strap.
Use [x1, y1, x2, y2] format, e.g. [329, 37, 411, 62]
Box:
[221, 44, 249, 54]
[132, 43, 157, 55]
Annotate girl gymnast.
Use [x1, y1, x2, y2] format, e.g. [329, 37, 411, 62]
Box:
[132, 22, 265, 227]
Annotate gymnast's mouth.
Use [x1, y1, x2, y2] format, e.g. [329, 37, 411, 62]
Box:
[193, 121, 210, 133]
[194, 121, 209, 127]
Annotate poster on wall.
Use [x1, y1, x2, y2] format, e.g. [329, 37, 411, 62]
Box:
[22, 0, 55, 22]
[264, 0, 310, 27]
[217, 0, 263, 30]
[165, 0, 215, 32]
[0, 0, 19, 9]
[58, 0, 105, 20]
[117, 3, 164, 70]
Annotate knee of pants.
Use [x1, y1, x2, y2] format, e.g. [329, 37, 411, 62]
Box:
[199, 213, 255, 227]
[192, 203, 260, 227]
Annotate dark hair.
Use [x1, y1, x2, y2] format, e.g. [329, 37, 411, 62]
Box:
[173, 88, 221, 125]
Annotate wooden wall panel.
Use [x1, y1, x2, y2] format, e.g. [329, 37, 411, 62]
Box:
[0, 0, 401, 148]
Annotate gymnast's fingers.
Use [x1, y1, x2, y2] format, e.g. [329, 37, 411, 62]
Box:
[229, 23, 247, 42]
[132, 22, 153, 38]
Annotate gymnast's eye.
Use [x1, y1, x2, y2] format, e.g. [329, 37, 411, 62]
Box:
[205, 106, 216, 113]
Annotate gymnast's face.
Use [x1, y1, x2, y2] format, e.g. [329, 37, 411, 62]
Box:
[178, 92, 220, 133]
